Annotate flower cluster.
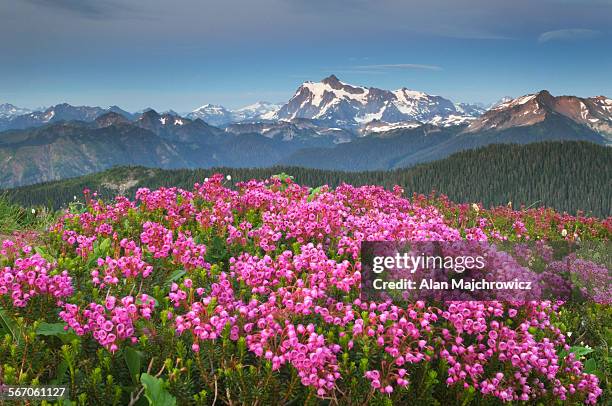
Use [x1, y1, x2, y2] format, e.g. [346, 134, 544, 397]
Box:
[0, 248, 72, 307]
[2, 174, 606, 404]
[59, 294, 155, 352]
[438, 301, 603, 402]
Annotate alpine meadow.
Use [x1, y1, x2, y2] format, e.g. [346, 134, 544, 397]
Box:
[0, 0, 611, 405]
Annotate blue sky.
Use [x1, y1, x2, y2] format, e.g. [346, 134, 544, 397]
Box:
[1, 0, 611, 111]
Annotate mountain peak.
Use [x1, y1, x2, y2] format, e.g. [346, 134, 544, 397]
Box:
[0, 103, 33, 119]
[534, 89, 554, 100]
[141, 108, 160, 116]
[95, 111, 130, 128]
[187, 104, 232, 126]
[321, 74, 343, 89]
[274, 76, 467, 127]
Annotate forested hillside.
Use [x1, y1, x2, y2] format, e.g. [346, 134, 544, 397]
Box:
[3, 141, 610, 216]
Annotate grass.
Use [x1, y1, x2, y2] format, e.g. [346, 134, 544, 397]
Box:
[0, 193, 56, 236]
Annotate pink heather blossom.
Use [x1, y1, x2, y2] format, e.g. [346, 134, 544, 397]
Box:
[59, 294, 155, 352]
[0, 252, 73, 307]
[3, 174, 601, 404]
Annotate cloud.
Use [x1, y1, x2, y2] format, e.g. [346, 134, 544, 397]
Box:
[538, 28, 601, 43]
[23, 0, 133, 19]
[330, 64, 443, 77]
[333, 69, 389, 76]
[353, 64, 443, 72]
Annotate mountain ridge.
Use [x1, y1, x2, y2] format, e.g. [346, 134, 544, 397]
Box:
[0, 92, 609, 189]
[464, 90, 612, 142]
[4, 78, 610, 138]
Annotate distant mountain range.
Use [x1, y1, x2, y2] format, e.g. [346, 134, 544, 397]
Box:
[0, 76, 485, 131]
[0, 75, 610, 188]
[0, 101, 283, 131]
[0, 103, 135, 131]
[0, 109, 330, 188]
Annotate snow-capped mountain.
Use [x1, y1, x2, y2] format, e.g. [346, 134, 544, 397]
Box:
[273, 75, 478, 128]
[187, 104, 233, 126]
[0, 103, 33, 119]
[464, 90, 612, 142]
[231, 101, 282, 122]
[186, 77, 482, 130]
[187, 102, 282, 126]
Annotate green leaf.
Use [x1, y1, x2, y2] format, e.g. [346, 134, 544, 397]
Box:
[99, 238, 111, 255]
[125, 347, 143, 385]
[140, 373, 176, 406]
[165, 270, 186, 287]
[0, 307, 22, 345]
[271, 173, 293, 181]
[583, 358, 599, 375]
[569, 346, 594, 358]
[36, 322, 79, 344]
[307, 186, 324, 202]
[36, 322, 68, 335]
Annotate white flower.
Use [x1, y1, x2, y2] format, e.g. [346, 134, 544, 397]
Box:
[561, 229, 568, 237]
[226, 175, 232, 181]
[73, 195, 77, 201]
[31, 208, 36, 214]
[471, 203, 480, 213]
[567, 331, 572, 337]
[204, 177, 209, 182]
